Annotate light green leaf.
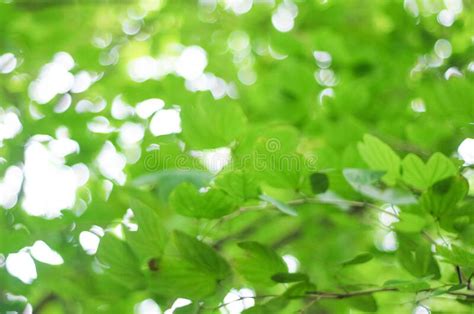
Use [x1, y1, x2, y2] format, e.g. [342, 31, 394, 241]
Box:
[397, 238, 440, 279]
[436, 245, 474, 268]
[402, 153, 457, 190]
[341, 253, 373, 267]
[343, 168, 385, 187]
[173, 231, 231, 280]
[170, 183, 238, 219]
[173, 303, 200, 314]
[259, 194, 297, 216]
[284, 281, 317, 298]
[343, 168, 415, 204]
[97, 233, 144, 290]
[236, 241, 287, 287]
[420, 176, 469, 217]
[124, 205, 167, 262]
[180, 101, 247, 149]
[357, 134, 401, 185]
[132, 169, 212, 202]
[394, 212, 427, 233]
[383, 279, 430, 293]
[242, 297, 289, 314]
[215, 170, 260, 201]
[149, 259, 218, 300]
[348, 294, 378, 312]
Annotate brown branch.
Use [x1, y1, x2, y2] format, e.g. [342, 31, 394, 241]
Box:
[306, 287, 397, 299]
[306, 287, 474, 299]
[212, 286, 474, 312]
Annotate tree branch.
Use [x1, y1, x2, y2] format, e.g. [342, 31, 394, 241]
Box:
[212, 286, 474, 311]
[306, 287, 474, 299]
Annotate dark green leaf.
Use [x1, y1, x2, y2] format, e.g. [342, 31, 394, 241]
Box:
[341, 253, 373, 267]
[170, 183, 238, 219]
[310, 172, 329, 194]
[271, 272, 309, 283]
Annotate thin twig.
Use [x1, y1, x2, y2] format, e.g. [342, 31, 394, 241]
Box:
[456, 266, 463, 285]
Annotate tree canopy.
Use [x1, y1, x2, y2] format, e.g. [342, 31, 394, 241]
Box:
[0, 0, 473, 313]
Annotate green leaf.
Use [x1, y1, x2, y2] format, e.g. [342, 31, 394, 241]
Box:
[124, 205, 167, 262]
[236, 241, 287, 287]
[271, 272, 309, 283]
[343, 168, 416, 205]
[180, 100, 247, 149]
[149, 259, 218, 300]
[170, 183, 238, 219]
[150, 231, 231, 300]
[394, 213, 427, 233]
[97, 233, 144, 290]
[215, 170, 260, 201]
[310, 172, 329, 194]
[436, 245, 474, 268]
[259, 194, 297, 216]
[173, 303, 200, 314]
[242, 297, 289, 314]
[343, 168, 385, 187]
[402, 153, 457, 190]
[133, 169, 212, 202]
[284, 281, 317, 298]
[357, 134, 401, 185]
[348, 294, 378, 312]
[397, 238, 440, 279]
[173, 231, 231, 279]
[420, 176, 469, 217]
[341, 253, 373, 267]
[383, 279, 430, 293]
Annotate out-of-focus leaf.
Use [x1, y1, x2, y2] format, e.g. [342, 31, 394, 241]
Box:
[173, 303, 200, 314]
[242, 297, 289, 314]
[97, 233, 144, 290]
[170, 183, 238, 219]
[402, 153, 456, 190]
[394, 213, 427, 233]
[173, 231, 231, 279]
[343, 168, 416, 204]
[357, 134, 401, 185]
[348, 294, 378, 312]
[180, 101, 247, 149]
[124, 205, 167, 262]
[132, 169, 212, 202]
[436, 245, 474, 268]
[421, 176, 469, 217]
[383, 279, 430, 293]
[271, 272, 309, 283]
[343, 168, 385, 187]
[284, 281, 317, 298]
[236, 241, 287, 287]
[341, 253, 373, 267]
[310, 172, 329, 194]
[149, 259, 218, 300]
[397, 238, 440, 279]
[259, 194, 297, 216]
[215, 170, 260, 201]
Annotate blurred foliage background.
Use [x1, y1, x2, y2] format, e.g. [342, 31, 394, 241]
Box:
[0, 0, 473, 313]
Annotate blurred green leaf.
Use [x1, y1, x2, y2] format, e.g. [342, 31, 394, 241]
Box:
[236, 241, 287, 287]
[357, 134, 401, 185]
